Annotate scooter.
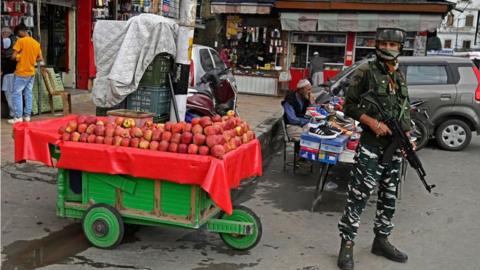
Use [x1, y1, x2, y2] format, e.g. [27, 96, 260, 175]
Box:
[186, 69, 238, 118]
[410, 100, 434, 150]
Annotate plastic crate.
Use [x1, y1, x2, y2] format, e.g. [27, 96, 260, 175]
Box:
[126, 85, 171, 122]
[139, 54, 173, 87]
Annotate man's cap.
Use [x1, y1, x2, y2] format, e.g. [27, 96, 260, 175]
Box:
[313, 51, 319, 56]
[2, 27, 12, 34]
[297, 79, 312, 89]
[375, 28, 406, 44]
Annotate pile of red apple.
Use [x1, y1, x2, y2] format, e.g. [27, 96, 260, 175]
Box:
[58, 114, 255, 159]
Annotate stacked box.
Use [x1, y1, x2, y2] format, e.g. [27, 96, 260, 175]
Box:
[320, 135, 349, 153]
[318, 151, 339, 164]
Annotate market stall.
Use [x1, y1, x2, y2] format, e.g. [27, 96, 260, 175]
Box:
[224, 15, 287, 96]
[13, 114, 263, 250]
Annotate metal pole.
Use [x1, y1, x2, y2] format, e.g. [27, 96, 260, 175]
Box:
[171, 0, 197, 122]
[455, 17, 459, 51]
[37, 0, 42, 115]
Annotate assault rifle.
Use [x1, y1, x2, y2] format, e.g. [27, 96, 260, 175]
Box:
[360, 90, 436, 193]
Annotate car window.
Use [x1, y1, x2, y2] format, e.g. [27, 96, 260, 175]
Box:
[210, 49, 226, 69]
[199, 49, 214, 71]
[406, 65, 448, 85]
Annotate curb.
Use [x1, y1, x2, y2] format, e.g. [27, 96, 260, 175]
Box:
[253, 111, 284, 163]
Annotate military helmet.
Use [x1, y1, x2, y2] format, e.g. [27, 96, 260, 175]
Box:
[375, 28, 406, 45]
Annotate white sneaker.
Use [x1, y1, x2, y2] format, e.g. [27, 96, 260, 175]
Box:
[7, 118, 23, 124]
[23, 116, 31, 122]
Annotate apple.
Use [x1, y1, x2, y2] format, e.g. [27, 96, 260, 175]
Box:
[235, 126, 244, 136]
[130, 137, 140, 148]
[168, 143, 178, 153]
[188, 144, 199, 154]
[164, 121, 173, 131]
[246, 130, 255, 141]
[193, 134, 206, 146]
[172, 123, 183, 134]
[86, 124, 96, 135]
[233, 136, 242, 147]
[198, 146, 210, 155]
[178, 143, 188, 154]
[65, 120, 78, 133]
[191, 118, 201, 126]
[114, 126, 124, 137]
[114, 116, 125, 126]
[204, 126, 216, 136]
[192, 124, 203, 134]
[181, 132, 193, 144]
[96, 120, 105, 126]
[242, 133, 249, 144]
[171, 133, 181, 144]
[77, 123, 88, 133]
[139, 139, 150, 149]
[62, 132, 71, 141]
[162, 131, 172, 142]
[199, 116, 212, 128]
[58, 125, 66, 135]
[206, 135, 221, 148]
[143, 129, 153, 141]
[213, 124, 223, 134]
[87, 134, 96, 143]
[105, 126, 115, 137]
[152, 129, 162, 141]
[210, 145, 226, 159]
[149, 141, 159, 150]
[113, 136, 123, 146]
[85, 116, 97, 125]
[158, 140, 169, 151]
[184, 123, 192, 132]
[144, 120, 154, 128]
[95, 125, 105, 136]
[212, 114, 222, 122]
[121, 137, 130, 147]
[71, 132, 81, 142]
[226, 110, 235, 117]
[95, 136, 105, 144]
[80, 133, 88, 143]
[104, 136, 114, 145]
[131, 127, 143, 138]
[77, 115, 87, 124]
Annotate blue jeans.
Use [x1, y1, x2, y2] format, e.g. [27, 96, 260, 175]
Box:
[12, 75, 35, 119]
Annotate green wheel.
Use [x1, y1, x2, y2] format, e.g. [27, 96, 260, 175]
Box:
[219, 205, 262, 251]
[83, 204, 124, 249]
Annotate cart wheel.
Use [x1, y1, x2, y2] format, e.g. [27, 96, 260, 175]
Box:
[83, 203, 124, 249]
[219, 205, 262, 251]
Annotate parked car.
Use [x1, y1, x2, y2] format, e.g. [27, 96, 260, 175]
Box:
[189, 44, 235, 87]
[322, 56, 480, 151]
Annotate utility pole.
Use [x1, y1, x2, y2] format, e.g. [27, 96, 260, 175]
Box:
[172, 0, 197, 122]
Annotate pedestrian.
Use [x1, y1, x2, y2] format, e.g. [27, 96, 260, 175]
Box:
[8, 23, 43, 124]
[337, 28, 414, 270]
[219, 45, 231, 68]
[281, 79, 313, 141]
[309, 51, 328, 86]
[1, 27, 17, 119]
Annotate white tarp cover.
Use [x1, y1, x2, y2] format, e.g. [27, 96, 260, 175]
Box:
[92, 14, 178, 107]
[281, 12, 443, 32]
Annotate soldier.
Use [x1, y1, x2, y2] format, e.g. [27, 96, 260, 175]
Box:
[337, 28, 414, 270]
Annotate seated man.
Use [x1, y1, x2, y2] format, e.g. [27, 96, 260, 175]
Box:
[282, 79, 313, 141]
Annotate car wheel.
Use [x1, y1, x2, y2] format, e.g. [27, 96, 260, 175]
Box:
[435, 119, 472, 151]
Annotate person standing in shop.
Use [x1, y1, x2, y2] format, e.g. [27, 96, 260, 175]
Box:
[309, 51, 328, 87]
[8, 23, 43, 124]
[337, 28, 414, 270]
[219, 45, 231, 68]
[1, 27, 17, 119]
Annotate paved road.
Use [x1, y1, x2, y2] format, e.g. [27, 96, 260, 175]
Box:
[2, 136, 480, 270]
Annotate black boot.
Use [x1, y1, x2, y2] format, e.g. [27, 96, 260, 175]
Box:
[337, 239, 354, 270]
[371, 235, 408, 263]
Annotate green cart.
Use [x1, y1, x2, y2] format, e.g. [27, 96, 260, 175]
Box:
[50, 145, 262, 250]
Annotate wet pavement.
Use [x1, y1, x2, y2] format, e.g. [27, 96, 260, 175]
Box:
[2, 134, 480, 269]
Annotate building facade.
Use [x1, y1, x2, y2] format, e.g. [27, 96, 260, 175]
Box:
[437, 0, 480, 51]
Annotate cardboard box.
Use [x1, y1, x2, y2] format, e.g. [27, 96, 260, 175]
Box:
[320, 135, 349, 153]
[300, 132, 322, 150]
[318, 151, 339, 164]
[339, 149, 356, 163]
[300, 150, 319, 161]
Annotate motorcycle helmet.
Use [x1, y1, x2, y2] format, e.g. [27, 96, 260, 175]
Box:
[375, 28, 406, 61]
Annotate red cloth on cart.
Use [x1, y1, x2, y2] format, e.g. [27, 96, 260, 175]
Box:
[13, 116, 263, 214]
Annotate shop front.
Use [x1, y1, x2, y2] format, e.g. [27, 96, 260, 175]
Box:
[276, 1, 454, 90]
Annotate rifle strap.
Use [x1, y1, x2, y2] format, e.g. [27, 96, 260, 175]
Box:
[398, 97, 409, 121]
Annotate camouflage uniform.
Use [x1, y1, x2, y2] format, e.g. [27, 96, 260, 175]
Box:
[338, 59, 411, 241]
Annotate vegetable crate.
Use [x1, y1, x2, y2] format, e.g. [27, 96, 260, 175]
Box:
[50, 145, 262, 250]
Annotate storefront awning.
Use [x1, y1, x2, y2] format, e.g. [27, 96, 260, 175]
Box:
[211, 0, 274, 14]
[280, 12, 443, 32]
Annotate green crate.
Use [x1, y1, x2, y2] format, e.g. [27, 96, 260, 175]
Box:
[126, 86, 171, 120]
[139, 54, 173, 87]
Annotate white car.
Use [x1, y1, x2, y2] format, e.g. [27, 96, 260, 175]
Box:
[189, 44, 234, 86]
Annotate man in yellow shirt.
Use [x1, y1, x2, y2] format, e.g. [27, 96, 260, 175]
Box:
[8, 23, 43, 124]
